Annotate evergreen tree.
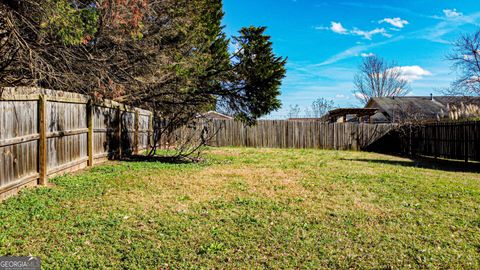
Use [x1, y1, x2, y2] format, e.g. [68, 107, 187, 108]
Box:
[222, 26, 287, 124]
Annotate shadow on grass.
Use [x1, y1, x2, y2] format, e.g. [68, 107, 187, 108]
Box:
[120, 155, 199, 164]
[341, 155, 480, 173]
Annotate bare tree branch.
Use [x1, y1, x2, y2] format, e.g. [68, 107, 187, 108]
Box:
[353, 56, 409, 104]
[446, 30, 480, 96]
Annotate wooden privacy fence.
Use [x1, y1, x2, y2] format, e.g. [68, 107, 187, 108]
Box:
[11, 87, 475, 199]
[0, 87, 154, 199]
[402, 121, 480, 162]
[182, 119, 395, 150]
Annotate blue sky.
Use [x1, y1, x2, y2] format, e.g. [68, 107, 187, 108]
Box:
[222, 0, 480, 118]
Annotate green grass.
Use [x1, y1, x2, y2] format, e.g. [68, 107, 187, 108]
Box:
[1, 148, 479, 269]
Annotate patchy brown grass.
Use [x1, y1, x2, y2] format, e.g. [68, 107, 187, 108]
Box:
[0, 147, 479, 269]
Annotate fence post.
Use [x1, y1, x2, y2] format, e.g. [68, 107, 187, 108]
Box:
[87, 99, 94, 166]
[434, 124, 438, 160]
[134, 110, 139, 155]
[464, 122, 469, 163]
[38, 94, 47, 185]
[116, 106, 122, 159]
[146, 113, 151, 153]
[409, 125, 412, 156]
[147, 112, 154, 154]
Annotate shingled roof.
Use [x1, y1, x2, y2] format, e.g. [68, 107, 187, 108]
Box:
[365, 96, 480, 122]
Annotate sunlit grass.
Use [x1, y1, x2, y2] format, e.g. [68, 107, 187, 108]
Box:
[0, 147, 479, 269]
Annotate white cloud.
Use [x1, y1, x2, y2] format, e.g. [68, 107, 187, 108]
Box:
[379, 17, 409, 28]
[351, 28, 391, 40]
[443, 9, 463, 18]
[360, 52, 375, 57]
[393, 66, 432, 82]
[353, 93, 369, 101]
[330, 22, 348, 34]
[317, 21, 392, 40]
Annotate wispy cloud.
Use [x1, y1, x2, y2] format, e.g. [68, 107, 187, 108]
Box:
[443, 9, 463, 18]
[379, 17, 409, 28]
[351, 28, 391, 39]
[416, 9, 480, 44]
[286, 63, 356, 84]
[282, 63, 358, 106]
[340, 2, 429, 19]
[315, 36, 404, 66]
[360, 52, 375, 57]
[317, 22, 392, 40]
[318, 8, 480, 66]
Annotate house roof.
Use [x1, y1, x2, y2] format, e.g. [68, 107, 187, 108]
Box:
[325, 108, 378, 122]
[288, 118, 323, 121]
[201, 111, 233, 120]
[327, 108, 378, 118]
[365, 96, 480, 121]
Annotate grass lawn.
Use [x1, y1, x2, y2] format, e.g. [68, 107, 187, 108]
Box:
[0, 148, 479, 269]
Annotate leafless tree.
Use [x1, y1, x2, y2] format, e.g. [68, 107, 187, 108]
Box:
[310, 98, 334, 118]
[287, 104, 301, 118]
[353, 56, 409, 105]
[447, 30, 480, 96]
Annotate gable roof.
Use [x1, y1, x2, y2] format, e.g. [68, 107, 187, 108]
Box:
[201, 111, 233, 120]
[365, 96, 480, 121]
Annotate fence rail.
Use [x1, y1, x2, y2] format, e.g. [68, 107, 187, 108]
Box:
[402, 121, 480, 162]
[0, 87, 154, 200]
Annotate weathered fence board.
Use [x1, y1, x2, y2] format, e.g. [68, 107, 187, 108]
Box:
[402, 121, 480, 162]
[0, 87, 154, 200]
[46, 101, 88, 173]
[167, 119, 395, 151]
[0, 100, 39, 191]
[138, 113, 151, 151]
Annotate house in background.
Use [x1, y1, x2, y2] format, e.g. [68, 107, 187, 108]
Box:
[323, 108, 379, 123]
[288, 118, 325, 121]
[319, 95, 480, 123]
[365, 95, 480, 123]
[201, 111, 234, 120]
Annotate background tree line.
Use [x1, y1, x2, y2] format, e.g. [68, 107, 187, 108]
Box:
[287, 98, 335, 119]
